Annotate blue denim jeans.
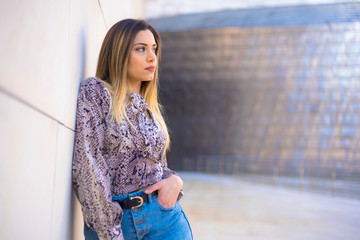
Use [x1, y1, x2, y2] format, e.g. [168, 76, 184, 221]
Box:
[84, 190, 193, 240]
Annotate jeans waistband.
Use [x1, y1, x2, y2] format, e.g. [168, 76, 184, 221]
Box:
[112, 190, 157, 202]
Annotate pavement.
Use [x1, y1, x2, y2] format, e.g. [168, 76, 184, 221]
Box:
[178, 172, 360, 240]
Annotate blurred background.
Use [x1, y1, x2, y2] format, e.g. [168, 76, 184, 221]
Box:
[0, 0, 359, 239]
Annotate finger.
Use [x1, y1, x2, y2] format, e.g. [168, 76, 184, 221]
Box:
[145, 181, 162, 194]
[158, 197, 176, 208]
[157, 191, 176, 207]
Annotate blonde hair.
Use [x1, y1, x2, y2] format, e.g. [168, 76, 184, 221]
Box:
[95, 19, 170, 151]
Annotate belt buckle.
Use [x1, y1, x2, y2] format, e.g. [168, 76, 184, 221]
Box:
[130, 196, 144, 209]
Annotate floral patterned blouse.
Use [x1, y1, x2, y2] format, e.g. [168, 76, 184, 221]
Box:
[72, 77, 178, 239]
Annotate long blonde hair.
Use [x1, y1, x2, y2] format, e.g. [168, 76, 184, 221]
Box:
[96, 19, 170, 151]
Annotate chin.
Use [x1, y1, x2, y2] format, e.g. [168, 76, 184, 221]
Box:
[143, 77, 154, 82]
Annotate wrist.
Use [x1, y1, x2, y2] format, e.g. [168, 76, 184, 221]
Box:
[170, 174, 183, 189]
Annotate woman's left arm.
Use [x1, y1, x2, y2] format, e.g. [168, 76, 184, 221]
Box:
[145, 154, 183, 207]
[145, 174, 183, 207]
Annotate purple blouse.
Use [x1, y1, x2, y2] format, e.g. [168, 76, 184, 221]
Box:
[72, 77, 178, 239]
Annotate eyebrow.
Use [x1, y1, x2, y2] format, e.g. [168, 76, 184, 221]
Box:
[134, 43, 157, 47]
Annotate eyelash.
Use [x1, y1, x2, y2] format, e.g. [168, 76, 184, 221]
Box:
[136, 47, 157, 53]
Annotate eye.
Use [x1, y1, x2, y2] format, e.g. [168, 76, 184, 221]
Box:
[152, 47, 157, 53]
[136, 47, 145, 52]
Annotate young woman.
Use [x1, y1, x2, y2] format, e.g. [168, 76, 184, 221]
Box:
[72, 19, 193, 240]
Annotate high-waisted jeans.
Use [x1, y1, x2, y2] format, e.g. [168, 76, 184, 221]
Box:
[84, 190, 193, 240]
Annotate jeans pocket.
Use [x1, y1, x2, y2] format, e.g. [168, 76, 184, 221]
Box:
[154, 198, 177, 211]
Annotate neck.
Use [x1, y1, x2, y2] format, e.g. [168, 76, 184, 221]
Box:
[129, 80, 141, 93]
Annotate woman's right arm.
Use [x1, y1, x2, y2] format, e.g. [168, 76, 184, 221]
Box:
[72, 79, 124, 240]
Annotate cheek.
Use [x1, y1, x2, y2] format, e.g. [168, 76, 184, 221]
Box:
[127, 57, 138, 77]
[128, 54, 142, 70]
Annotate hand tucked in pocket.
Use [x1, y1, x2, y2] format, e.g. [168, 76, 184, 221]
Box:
[145, 174, 183, 208]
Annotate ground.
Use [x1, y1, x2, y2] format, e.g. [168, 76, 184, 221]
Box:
[179, 172, 360, 240]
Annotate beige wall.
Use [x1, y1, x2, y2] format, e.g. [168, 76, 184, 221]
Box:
[0, 0, 144, 239]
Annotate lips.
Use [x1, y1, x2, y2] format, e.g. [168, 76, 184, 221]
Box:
[145, 66, 155, 72]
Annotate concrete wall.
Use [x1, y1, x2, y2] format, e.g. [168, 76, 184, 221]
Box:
[0, 1, 144, 239]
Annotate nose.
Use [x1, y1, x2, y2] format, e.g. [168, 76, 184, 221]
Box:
[147, 50, 156, 62]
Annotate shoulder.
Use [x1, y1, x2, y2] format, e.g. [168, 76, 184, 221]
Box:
[79, 77, 110, 99]
[77, 77, 111, 110]
[80, 77, 107, 94]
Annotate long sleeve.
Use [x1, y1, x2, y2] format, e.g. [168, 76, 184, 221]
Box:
[161, 152, 184, 200]
[72, 79, 124, 240]
[160, 152, 179, 179]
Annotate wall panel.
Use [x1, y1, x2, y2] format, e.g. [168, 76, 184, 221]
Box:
[0, 92, 58, 239]
[0, 0, 70, 124]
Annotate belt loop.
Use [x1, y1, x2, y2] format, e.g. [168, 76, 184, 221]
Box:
[148, 192, 153, 204]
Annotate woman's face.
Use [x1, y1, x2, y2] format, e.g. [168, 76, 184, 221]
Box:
[127, 29, 157, 87]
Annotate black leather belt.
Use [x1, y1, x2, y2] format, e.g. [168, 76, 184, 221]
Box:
[114, 192, 156, 209]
